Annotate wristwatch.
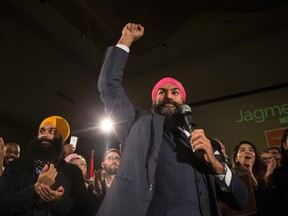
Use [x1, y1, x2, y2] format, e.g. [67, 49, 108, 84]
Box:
[221, 162, 228, 175]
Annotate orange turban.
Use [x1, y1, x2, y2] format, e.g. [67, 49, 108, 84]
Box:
[39, 116, 70, 142]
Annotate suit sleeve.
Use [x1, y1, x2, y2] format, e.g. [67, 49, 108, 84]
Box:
[97, 46, 136, 144]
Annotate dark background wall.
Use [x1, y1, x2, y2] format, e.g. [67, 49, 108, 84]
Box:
[0, 115, 35, 157]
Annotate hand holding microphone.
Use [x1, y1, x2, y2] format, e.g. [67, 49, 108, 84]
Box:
[181, 104, 197, 133]
[181, 104, 204, 152]
[181, 104, 219, 167]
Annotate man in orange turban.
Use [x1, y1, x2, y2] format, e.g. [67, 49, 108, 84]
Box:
[39, 115, 70, 143]
[0, 116, 97, 216]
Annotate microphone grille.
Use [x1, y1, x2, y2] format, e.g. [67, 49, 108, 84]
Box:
[181, 104, 192, 113]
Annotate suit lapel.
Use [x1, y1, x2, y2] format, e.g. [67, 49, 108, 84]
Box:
[146, 113, 164, 187]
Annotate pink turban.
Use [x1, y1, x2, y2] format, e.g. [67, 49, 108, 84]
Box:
[151, 77, 186, 102]
[64, 153, 79, 163]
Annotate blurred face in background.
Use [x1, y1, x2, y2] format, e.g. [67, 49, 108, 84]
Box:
[70, 157, 87, 178]
[4, 143, 20, 165]
[260, 152, 274, 167]
[102, 151, 120, 176]
[267, 148, 281, 166]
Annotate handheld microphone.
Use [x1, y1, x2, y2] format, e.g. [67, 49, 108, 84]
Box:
[181, 104, 197, 133]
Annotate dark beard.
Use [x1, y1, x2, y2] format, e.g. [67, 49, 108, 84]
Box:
[153, 98, 180, 116]
[104, 165, 118, 175]
[153, 98, 186, 131]
[26, 137, 63, 166]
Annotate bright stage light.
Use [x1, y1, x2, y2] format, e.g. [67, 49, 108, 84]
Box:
[101, 119, 113, 132]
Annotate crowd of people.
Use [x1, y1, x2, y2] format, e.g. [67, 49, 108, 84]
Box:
[0, 22, 287, 216]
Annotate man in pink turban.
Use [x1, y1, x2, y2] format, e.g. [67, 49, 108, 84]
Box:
[151, 77, 186, 103]
[96, 23, 248, 216]
[150, 77, 186, 122]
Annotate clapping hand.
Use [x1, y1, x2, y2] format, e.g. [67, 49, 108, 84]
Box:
[93, 170, 103, 198]
[34, 163, 65, 202]
[38, 184, 64, 202]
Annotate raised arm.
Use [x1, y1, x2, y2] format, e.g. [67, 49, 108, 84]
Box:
[97, 23, 144, 143]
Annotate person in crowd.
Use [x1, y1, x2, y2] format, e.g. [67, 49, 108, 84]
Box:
[3, 142, 20, 166]
[260, 151, 277, 186]
[96, 22, 248, 216]
[0, 115, 93, 216]
[260, 151, 273, 167]
[65, 151, 102, 215]
[93, 148, 121, 200]
[66, 153, 90, 188]
[267, 146, 281, 167]
[231, 141, 273, 215]
[0, 140, 20, 176]
[272, 128, 288, 214]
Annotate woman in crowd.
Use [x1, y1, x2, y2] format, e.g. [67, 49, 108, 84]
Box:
[231, 140, 273, 216]
[67, 154, 90, 188]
